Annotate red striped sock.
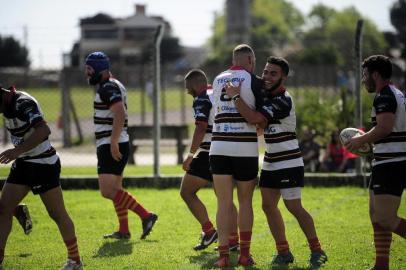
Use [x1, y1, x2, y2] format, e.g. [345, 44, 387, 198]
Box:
[239, 231, 252, 257]
[64, 237, 80, 263]
[276, 240, 290, 255]
[373, 223, 392, 270]
[114, 190, 150, 219]
[113, 194, 129, 233]
[202, 220, 215, 235]
[308, 237, 322, 252]
[0, 248, 4, 263]
[393, 218, 406, 239]
[218, 245, 229, 258]
[229, 231, 239, 246]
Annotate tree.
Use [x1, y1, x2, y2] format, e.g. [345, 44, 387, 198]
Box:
[0, 36, 29, 67]
[390, 0, 406, 56]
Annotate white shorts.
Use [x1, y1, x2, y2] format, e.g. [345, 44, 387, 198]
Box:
[280, 187, 301, 200]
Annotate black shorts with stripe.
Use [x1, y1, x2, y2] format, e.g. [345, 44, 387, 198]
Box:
[187, 151, 212, 182]
[370, 160, 406, 197]
[209, 155, 258, 181]
[259, 166, 304, 189]
[97, 142, 129, 175]
[6, 158, 61, 195]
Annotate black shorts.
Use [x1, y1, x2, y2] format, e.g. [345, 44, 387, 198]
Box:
[370, 160, 406, 197]
[187, 151, 212, 182]
[209, 155, 258, 181]
[6, 158, 61, 195]
[259, 166, 304, 189]
[97, 142, 129, 175]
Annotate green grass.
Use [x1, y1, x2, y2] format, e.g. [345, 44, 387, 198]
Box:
[21, 87, 192, 122]
[0, 165, 183, 178]
[4, 187, 406, 269]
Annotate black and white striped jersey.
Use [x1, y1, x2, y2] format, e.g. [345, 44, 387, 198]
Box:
[93, 78, 129, 147]
[258, 90, 303, 171]
[3, 91, 58, 164]
[210, 66, 263, 157]
[193, 86, 214, 152]
[371, 84, 406, 166]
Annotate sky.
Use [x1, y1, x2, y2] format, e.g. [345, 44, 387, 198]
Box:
[0, 0, 397, 69]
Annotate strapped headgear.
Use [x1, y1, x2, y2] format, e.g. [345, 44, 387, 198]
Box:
[85, 52, 110, 85]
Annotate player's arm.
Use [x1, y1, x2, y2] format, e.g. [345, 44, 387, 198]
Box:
[0, 122, 50, 164]
[110, 101, 126, 161]
[183, 121, 207, 171]
[225, 82, 267, 127]
[345, 113, 394, 152]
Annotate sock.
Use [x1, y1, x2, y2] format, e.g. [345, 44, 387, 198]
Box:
[114, 190, 151, 219]
[0, 248, 4, 264]
[202, 220, 215, 235]
[308, 237, 322, 252]
[276, 240, 290, 255]
[64, 237, 80, 263]
[113, 199, 129, 234]
[373, 223, 392, 270]
[218, 245, 229, 258]
[229, 231, 239, 246]
[239, 231, 252, 257]
[393, 218, 406, 239]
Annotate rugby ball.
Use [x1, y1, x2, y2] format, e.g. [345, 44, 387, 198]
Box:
[339, 127, 372, 156]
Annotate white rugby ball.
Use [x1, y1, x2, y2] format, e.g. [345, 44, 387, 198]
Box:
[339, 127, 372, 156]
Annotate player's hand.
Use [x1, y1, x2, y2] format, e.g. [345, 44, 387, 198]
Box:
[344, 136, 363, 152]
[110, 143, 122, 162]
[0, 148, 22, 164]
[225, 81, 241, 98]
[182, 156, 193, 171]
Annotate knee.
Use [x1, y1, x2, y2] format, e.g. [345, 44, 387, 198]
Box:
[285, 203, 304, 216]
[375, 216, 397, 231]
[262, 203, 277, 215]
[180, 188, 196, 202]
[100, 188, 115, 199]
[0, 202, 13, 216]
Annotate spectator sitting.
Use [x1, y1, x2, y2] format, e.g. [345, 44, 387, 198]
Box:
[299, 128, 320, 172]
[320, 131, 355, 173]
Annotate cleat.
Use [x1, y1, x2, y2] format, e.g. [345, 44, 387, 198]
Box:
[140, 213, 158, 239]
[271, 251, 294, 265]
[309, 250, 328, 269]
[103, 231, 131, 240]
[59, 259, 83, 270]
[214, 242, 239, 252]
[14, 204, 32, 235]
[238, 254, 255, 266]
[213, 256, 230, 268]
[194, 230, 218, 250]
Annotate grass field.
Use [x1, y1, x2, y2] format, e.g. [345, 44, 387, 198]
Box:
[4, 187, 406, 269]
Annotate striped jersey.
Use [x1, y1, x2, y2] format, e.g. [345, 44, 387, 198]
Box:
[371, 84, 406, 166]
[258, 90, 303, 171]
[3, 90, 58, 164]
[210, 66, 263, 157]
[93, 78, 129, 147]
[193, 86, 214, 152]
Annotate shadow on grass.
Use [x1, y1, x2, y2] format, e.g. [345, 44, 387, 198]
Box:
[93, 240, 134, 258]
[188, 252, 262, 270]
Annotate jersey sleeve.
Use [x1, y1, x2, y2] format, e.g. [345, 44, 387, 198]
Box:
[99, 82, 123, 106]
[373, 91, 397, 115]
[258, 95, 292, 123]
[15, 98, 44, 126]
[193, 96, 212, 124]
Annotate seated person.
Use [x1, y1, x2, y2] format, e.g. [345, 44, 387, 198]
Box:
[320, 131, 355, 173]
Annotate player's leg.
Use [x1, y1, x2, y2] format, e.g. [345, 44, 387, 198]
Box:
[282, 188, 327, 268]
[180, 173, 216, 250]
[40, 186, 82, 270]
[261, 188, 294, 265]
[0, 183, 30, 266]
[212, 174, 234, 267]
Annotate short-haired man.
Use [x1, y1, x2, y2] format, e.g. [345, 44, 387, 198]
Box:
[0, 86, 82, 270]
[84, 51, 157, 240]
[210, 44, 263, 267]
[345, 55, 406, 270]
[225, 56, 327, 268]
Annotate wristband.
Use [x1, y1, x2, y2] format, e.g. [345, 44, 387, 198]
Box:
[231, 94, 240, 102]
[187, 152, 195, 158]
